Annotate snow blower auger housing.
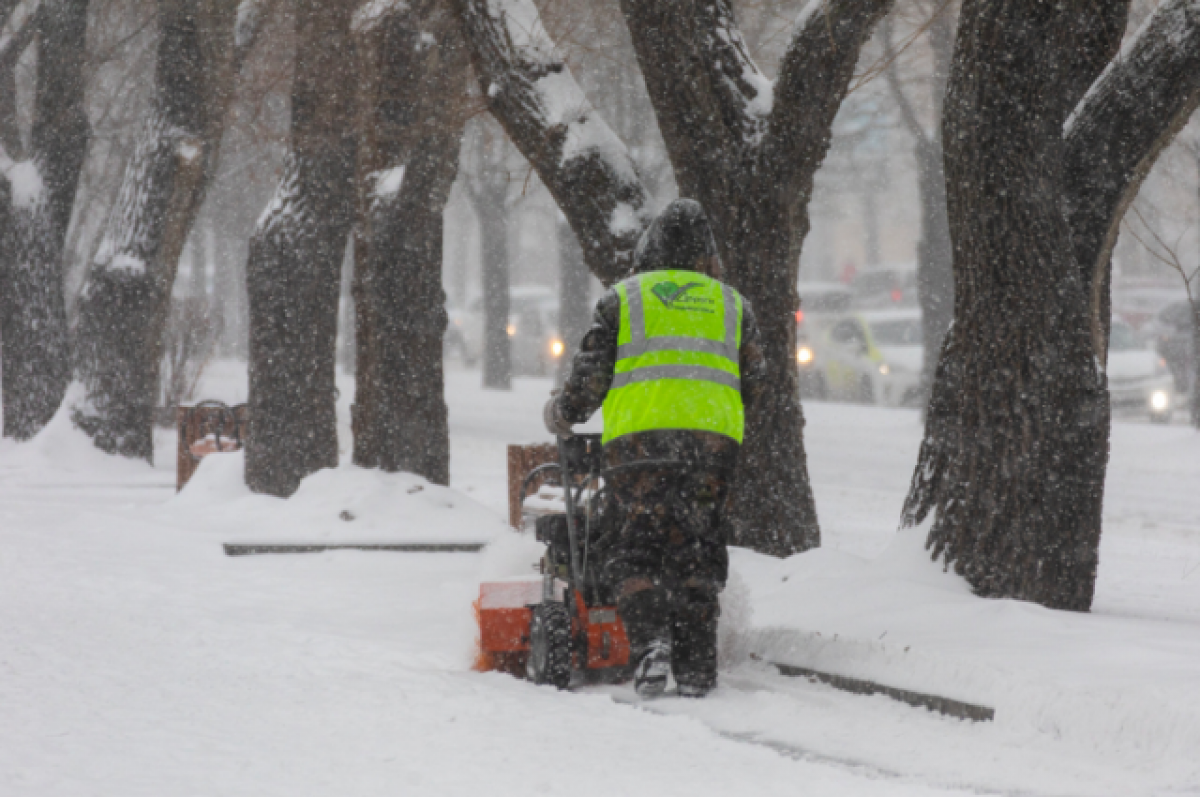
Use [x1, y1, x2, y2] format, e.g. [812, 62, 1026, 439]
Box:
[478, 434, 632, 689]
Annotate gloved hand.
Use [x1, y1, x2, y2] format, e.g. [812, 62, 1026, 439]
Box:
[543, 390, 574, 438]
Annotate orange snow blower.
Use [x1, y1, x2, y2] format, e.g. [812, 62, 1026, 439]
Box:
[477, 434, 632, 688]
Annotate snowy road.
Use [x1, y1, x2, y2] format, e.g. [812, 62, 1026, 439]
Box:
[1, 363, 1197, 795]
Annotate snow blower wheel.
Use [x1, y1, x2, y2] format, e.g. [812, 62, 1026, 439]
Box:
[527, 602, 572, 689]
[477, 434, 633, 689]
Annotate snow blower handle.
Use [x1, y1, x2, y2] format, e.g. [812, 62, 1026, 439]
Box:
[556, 434, 585, 594]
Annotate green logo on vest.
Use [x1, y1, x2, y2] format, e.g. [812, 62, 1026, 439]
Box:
[650, 280, 704, 308]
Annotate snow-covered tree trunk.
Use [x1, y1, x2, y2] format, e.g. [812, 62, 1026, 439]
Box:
[901, 1, 1127, 611]
[0, 0, 89, 439]
[351, 1, 469, 483]
[72, 0, 249, 459]
[618, 0, 894, 555]
[244, 0, 357, 497]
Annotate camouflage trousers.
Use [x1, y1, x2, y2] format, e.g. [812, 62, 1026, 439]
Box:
[602, 466, 730, 690]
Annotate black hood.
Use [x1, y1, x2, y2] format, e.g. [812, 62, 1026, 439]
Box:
[631, 199, 721, 276]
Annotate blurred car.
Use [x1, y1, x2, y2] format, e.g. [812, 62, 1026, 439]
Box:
[1143, 300, 1195, 397]
[850, 263, 918, 309]
[459, 287, 566, 376]
[795, 282, 852, 399]
[1107, 318, 1175, 424]
[819, 309, 923, 407]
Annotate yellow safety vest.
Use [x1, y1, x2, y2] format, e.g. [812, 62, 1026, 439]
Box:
[602, 270, 744, 444]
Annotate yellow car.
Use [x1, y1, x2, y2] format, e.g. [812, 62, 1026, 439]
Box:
[819, 310, 923, 406]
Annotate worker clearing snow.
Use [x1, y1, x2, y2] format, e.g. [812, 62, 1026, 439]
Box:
[543, 199, 766, 698]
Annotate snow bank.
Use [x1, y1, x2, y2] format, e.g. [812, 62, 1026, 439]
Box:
[170, 452, 509, 546]
[0, 385, 156, 482]
[732, 529, 1200, 787]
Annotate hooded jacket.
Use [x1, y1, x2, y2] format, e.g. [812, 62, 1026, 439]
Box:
[556, 200, 767, 472]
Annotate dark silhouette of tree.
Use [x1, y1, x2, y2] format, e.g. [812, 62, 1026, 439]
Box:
[0, 0, 89, 438]
[72, 0, 266, 460]
[351, 0, 471, 483]
[244, 0, 357, 496]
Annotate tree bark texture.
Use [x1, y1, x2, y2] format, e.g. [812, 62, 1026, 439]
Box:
[450, 0, 651, 284]
[0, 0, 88, 438]
[618, 0, 894, 555]
[902, 1, 1114, 611]
[72, 0, 246, 459]
[351, 0, 469, 483]
[1063, 0, 1200, 361]
[244, 0, 357, 496]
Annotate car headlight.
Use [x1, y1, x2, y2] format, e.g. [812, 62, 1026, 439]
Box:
[549, 338, 565, 358]
[878, 363, 890, 375]
[1150, 390, 1170, 412]
[506, 323, 516, 337]
[796, 346, 814, 365]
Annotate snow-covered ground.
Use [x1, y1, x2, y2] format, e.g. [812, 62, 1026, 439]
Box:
[1, 361, 1198, 796]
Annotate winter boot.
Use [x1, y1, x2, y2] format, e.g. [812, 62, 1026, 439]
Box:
[671, 581, 720, 698]
[619, 585, 673, 698]
[633, 639, 672, 698]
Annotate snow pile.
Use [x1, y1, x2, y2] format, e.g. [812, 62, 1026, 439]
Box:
[170, 452, 509, 546]
[733, 528, 1200, 788]
[0, 388, 155, 483]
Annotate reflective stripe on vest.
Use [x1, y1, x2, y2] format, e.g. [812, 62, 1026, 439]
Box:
[601, 270, 745, 444]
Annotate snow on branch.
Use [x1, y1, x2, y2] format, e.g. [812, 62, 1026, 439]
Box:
[1063, 0, 1200, 335]
[764, 0, 894, 195]
[617, 0, 773, 195]
[452, 0, 651, 283]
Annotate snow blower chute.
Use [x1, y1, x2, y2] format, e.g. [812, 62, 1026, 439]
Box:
[477, 434, 632, 688]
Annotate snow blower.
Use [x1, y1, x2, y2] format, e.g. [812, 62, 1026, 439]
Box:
[477, 434, 632, 688]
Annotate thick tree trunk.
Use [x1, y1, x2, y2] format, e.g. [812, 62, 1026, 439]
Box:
[353, 137, 461, 482]
[244, 0, 356, 496]
[902, 1, 1113, 611]
[351, 0, 468, 483]
[0, 0, 88, 438]
[72, 0, 244, 459]
[1063, 0, 1200, 360]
